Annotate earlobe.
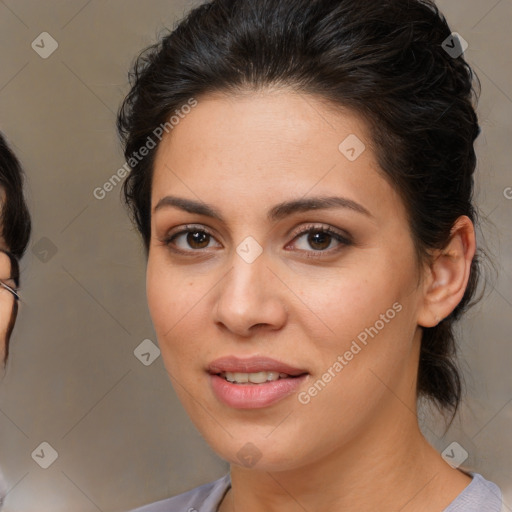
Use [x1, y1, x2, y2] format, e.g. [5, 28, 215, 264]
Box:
[417, 216, 476, 328]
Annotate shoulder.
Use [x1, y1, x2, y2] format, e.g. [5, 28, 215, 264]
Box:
[128, 474, 231, 512]
[443, 473, 502, 512]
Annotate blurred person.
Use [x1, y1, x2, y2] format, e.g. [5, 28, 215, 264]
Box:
[0, 133, 31, 362]
[0, 132, 31, 507]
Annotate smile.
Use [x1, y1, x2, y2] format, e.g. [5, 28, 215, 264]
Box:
[208, 356, 308, 408]
[220, 371, 290, 384]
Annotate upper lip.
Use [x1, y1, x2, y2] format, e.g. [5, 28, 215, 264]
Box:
[207, 356, 308, 376]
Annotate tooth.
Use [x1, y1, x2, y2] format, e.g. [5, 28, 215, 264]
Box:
[222, 371, 291, 384]
[248, 372, 268, 384]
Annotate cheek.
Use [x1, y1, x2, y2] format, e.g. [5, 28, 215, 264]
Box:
[298, 249, 419, 402]
[0, 300, 15, 353]
[310, 255, 415, 348]
[0, 296, 13, 321]
[146, 254, 210, 364]
[0, 303, 8, 337]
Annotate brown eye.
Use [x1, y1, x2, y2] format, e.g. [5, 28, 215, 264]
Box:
[185, 231, 210, 249]
[164, 225, 222, 253]
[306, 231, 332, 251]
[290, 225, 352, 256]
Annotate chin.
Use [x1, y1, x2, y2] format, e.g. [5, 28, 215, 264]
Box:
[194, 423, 310, 472]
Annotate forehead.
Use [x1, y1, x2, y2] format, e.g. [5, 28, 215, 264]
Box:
[151, 89, 405, 224]
[0, 250, 11, 273]
[0, 186, 5, 252]
[154, 90, 372, 179]
[0, 185, 8, 252]
[158, 89, 369, 155]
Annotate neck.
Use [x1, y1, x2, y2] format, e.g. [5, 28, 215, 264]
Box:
[221, 401, 470, 512]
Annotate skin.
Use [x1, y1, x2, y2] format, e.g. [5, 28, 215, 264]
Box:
[147, 88, 476, 512]
[0, 251, 16, 361]
[0, 189, 16, 361]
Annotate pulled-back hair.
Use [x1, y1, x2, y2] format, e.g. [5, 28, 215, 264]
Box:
[117, 0, 482, 415]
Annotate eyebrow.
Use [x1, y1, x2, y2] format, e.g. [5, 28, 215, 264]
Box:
[154, 195, 372, 222]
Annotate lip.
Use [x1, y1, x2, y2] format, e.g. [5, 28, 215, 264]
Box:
[207, 356, 308, 409]
[207, 356, 307, 376]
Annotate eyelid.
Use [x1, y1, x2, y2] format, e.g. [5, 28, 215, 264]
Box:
[164, 223, 218, 242]
[289, 223, 352, 244]
[161, 224, 221, 253]
[162, 222, 352, 256]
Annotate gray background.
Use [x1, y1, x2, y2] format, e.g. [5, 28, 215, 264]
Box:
[0, 1, 510, 510]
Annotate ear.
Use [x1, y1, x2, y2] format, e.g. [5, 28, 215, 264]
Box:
[417, 216, 476, 328]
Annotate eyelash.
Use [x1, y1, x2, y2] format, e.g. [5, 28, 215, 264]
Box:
[161, 223, 352, 259]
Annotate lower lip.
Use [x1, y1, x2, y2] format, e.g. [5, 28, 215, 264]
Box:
[210, 374, 307, 409]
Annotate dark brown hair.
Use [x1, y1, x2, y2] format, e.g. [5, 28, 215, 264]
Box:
[117, 0, 482, 415]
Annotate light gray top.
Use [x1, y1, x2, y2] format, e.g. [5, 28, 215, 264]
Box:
[129, 472, 502, 512]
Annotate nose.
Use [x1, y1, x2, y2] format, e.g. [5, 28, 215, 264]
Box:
[213, 248, 287, 337]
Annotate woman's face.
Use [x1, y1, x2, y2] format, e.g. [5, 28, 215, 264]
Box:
[147, 89, 428, 471]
